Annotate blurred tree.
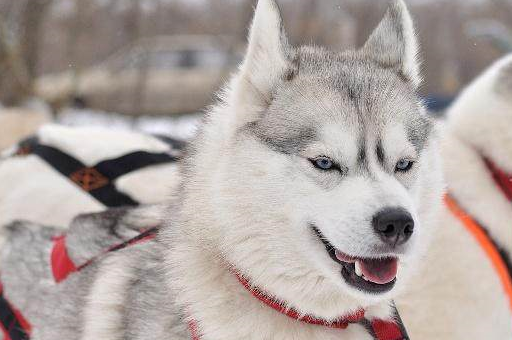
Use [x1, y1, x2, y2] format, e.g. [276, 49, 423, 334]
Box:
[20, 0, 53, 78]
[0, 0, 53, 105]
[126, 0, 148, 114]
[0, 17, 31, 105]
[490, 0, 512, 18]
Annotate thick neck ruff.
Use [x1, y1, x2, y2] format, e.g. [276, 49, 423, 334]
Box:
[188, 269, 408, 340]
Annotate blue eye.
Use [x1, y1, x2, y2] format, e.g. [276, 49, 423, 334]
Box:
[395, 159, 414, 172]
[312, 157, 334, 170]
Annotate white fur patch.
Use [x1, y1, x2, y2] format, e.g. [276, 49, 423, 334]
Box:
[115, 163, 180, 204]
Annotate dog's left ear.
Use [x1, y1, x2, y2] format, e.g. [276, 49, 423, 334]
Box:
[239, 0, 294, 106]
[361, 0, 421, 88]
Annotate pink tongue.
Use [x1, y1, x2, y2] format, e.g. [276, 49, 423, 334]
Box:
[359, 258, 398, 285]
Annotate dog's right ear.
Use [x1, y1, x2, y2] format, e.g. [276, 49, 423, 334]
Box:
[361, 0, 421, 88]
[238, 0, 294, 107]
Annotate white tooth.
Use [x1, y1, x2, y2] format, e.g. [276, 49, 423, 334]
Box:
[355, 261, 363, 277]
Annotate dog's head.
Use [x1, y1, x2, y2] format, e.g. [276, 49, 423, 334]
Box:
[186, 0, 443, 319]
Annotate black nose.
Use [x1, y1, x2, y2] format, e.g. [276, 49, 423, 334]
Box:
[372, 208, 414, 247]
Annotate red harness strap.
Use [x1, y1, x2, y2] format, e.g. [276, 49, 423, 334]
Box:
[51, 236, 78, 283]
[50, 228, 157, 283]
[188, 272, 407, 340]
[445, 194, 512, 312]
[484, 158, 512, 201]
[371, 318, 404, 340]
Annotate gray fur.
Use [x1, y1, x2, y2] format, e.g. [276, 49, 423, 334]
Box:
[1, 221, 98, 340]
[406, 114, 433, 153]
[244, 120, 317, 155]
[0, 205, 172, 340]
[245, 44, 428, 170]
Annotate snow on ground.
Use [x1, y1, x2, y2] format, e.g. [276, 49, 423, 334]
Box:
[56, 108, 201, 140]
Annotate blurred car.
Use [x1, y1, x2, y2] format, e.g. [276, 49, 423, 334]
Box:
[35, 35, 241, 116]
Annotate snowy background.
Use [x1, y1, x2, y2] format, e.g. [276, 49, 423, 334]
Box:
[57, 108, 201, 140]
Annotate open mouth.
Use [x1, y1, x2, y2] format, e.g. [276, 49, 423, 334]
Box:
[312, 226, 397, 294]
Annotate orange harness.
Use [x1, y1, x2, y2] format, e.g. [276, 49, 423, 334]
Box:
[445, 194, 512, 312]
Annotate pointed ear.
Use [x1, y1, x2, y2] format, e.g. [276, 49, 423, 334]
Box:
[239, 0, 294, 105]
[361, 0, 421, 88]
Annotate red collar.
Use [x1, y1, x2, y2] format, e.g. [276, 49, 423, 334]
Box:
[188, 270, 407, 340]
[233, 271, 364, 328]
[484, 158, 512, 201]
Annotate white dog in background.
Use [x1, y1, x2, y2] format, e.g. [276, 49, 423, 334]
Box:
[398, 54, 512, 339]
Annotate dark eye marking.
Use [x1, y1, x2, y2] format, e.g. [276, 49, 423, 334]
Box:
[376, 140, 385, 166]
[395, 159, 414, 172]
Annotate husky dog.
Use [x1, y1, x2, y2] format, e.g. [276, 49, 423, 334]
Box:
[397, 54, 512, 339]
[0, 0, 443, 339]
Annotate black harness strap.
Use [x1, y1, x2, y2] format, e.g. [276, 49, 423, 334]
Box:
[0, 288, 29, 340]
[392, 304, 410, 340]
[476, 222, 512, 280]
[153, 135, 188, 150]
[482, 159, 512, 275]
[86, 183, 138, 207]
[95, 151, 177, 180]
[16, 137, 178, 208]
[20, 137, 84, 177]
[448, 194, 512, 283]
[19, 138, 138, 207]
[76, 227, 158, 271]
